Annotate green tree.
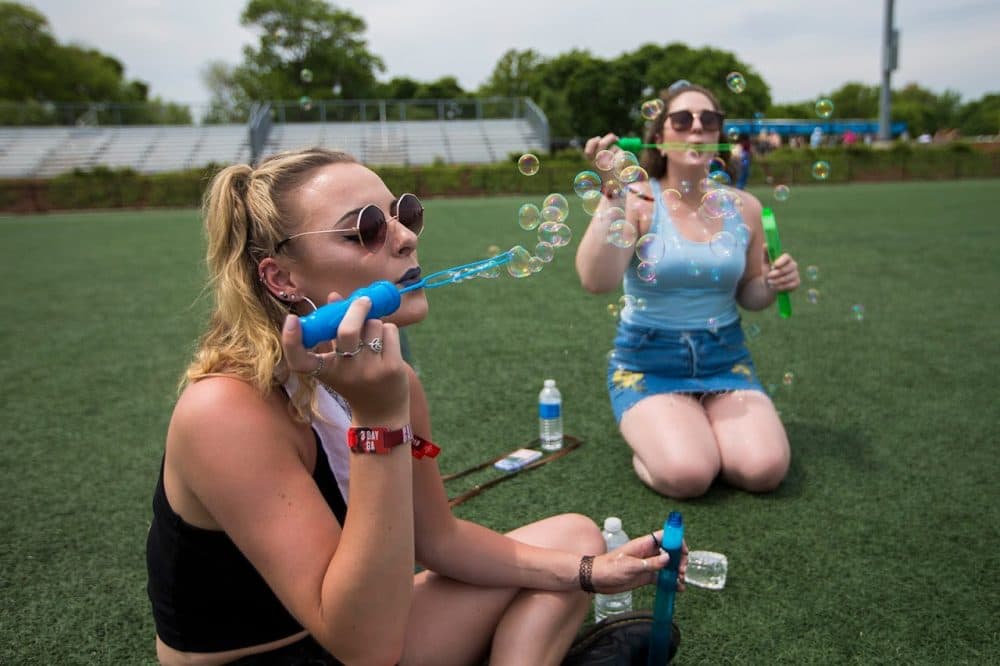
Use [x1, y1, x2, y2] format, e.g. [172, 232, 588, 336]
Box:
[233, 0, 384, 101]
[827, 82, 880, 119]
[0, 1, 191, 124]
[479, 49, 543, 97]
[957, 93, 1000, 136]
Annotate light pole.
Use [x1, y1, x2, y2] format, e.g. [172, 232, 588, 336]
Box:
[878, 0, 899, 141]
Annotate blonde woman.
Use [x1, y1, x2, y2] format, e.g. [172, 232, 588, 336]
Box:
[146, 148, 681, 665]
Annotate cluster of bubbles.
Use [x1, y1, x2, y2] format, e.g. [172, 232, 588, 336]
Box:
[805, 265, 820, 304]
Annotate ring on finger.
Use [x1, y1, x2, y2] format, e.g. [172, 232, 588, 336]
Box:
[333, 341, 364, 358]
[309, 354, 325, 377]
[366, 337, 383, 354]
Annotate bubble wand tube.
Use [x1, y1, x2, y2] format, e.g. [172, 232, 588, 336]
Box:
[761, 207, 792, 319]
[298, 251, 514, 348]
[616, 137, 730, 153]
[648, 512, 684, 666]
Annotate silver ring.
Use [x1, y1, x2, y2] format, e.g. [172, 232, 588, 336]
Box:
[333, 341, 364, 358]
[309, 354, 325, 377]
[366, 337, 383, 354]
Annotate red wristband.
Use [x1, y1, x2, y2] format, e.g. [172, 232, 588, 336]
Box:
[411, 435, 441, 459]
[347, 425, 413, 455]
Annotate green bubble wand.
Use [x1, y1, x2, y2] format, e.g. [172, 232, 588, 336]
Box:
[761, 207, 792, 319]
[616, 137, 731, 153]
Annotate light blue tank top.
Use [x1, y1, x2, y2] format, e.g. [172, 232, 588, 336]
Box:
[621, 179, 747, 330]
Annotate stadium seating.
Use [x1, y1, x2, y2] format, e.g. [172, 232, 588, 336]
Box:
[0, 118, 547, 177]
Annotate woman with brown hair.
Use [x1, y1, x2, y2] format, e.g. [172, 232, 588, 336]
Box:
[577, 82, 800, 500]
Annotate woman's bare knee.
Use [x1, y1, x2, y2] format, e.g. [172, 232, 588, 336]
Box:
[633, 455, 716, 499]
[725, 448, 789, 492]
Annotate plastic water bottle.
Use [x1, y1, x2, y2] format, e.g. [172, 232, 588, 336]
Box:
[538, 379, 563, 452]
[594, 517, 632, 621]
[684, 550, 728, 590]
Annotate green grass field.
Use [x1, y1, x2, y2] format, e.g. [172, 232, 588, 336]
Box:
[2, 180, 998, 664]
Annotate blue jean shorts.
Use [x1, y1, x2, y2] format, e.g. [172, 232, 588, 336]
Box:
[607, 319, 765, 422]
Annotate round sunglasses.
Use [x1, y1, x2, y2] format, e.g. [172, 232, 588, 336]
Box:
[276, 193, 424, 254]
[666, 109, 724, 132]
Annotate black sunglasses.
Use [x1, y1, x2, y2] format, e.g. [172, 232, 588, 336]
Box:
[666, 109, 724, 132]
[276, 193, 424, 254]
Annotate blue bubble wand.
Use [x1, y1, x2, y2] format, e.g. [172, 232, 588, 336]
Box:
[649, 512, 684, 666]
[299, 250, 515, 348]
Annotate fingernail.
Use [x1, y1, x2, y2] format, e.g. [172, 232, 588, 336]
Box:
[284, 315, 296, 331]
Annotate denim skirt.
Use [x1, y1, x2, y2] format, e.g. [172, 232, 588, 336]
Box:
[607, 319, 765, 422]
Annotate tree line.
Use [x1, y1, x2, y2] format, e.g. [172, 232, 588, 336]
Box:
[2, 0, 997, 137]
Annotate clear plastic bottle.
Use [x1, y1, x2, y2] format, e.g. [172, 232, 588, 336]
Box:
[593, 517, 632, 621]
[538, 379, 563, 452]
[683, 550, 728, 590]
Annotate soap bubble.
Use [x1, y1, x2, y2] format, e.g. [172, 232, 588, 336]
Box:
[573, 170, 602, 198]
[607, 303, 620, 318]
[300, 68, 314, 83]
[745, 323, 761, 340]
[612, 151, 639, 177]
[680, 180, 693, 194]
[852, 304, 865, 321]
[581, 194, 602, 215]
[506, 246, 533, 278]
[773, 184, 790, 202]
[782, 371, 795, 386]
[635, 233, 666, 263]
[541, 193, 569, 222]
[806, 265, 819, 281]
[807, 288, 820, 304]
[662, 188, 682, 211]
[607, 218, 638, 248]
[640, 98, 664, 120]
[618, 294, 635, 311]
[602, 177, 624, 200]
[709, 231, 737, 257]
[594, 149, 615, 171]
[701, 189, 741, 219]
[636, 261, 657, 282]
[707, 317, 720, 333]
[619, 165, 648, 185]
[727, 128, 740, 143]
[517, 153, 540, 176]
[726, 72, 747, 94]
[815, 98, 835, 119]
[528, 256, 544, 273]
[299, 96, 313, 111]
[534, 241, 555, 263]
[686, 260, 703, 277]
[635, 297, 647, 310]
[550, 223, 572, 247]
[518, 203, 541, 230]
[709, 170, 732, 186]
[710, 267, 722, 283]
[734, 223, 752, 245]
[811, 160, 831, 180]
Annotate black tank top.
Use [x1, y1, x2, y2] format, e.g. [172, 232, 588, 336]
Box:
[146, 429, 347, 653]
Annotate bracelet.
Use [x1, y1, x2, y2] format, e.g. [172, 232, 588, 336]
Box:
[578, 555, 596, 593]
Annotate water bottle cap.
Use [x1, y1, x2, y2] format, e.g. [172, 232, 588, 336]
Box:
[543, 379, 556, 388]
[603, 516, 622, 532]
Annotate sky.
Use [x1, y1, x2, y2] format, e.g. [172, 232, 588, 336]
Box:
[24, 0, 1000, 107]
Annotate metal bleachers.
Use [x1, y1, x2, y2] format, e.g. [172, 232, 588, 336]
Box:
[0, 115, 546, 177]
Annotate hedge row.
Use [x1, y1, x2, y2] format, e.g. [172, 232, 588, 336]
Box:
[2, 145, 998, 213]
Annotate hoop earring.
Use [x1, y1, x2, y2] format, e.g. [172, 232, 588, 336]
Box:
[301, 296, 318, 313]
